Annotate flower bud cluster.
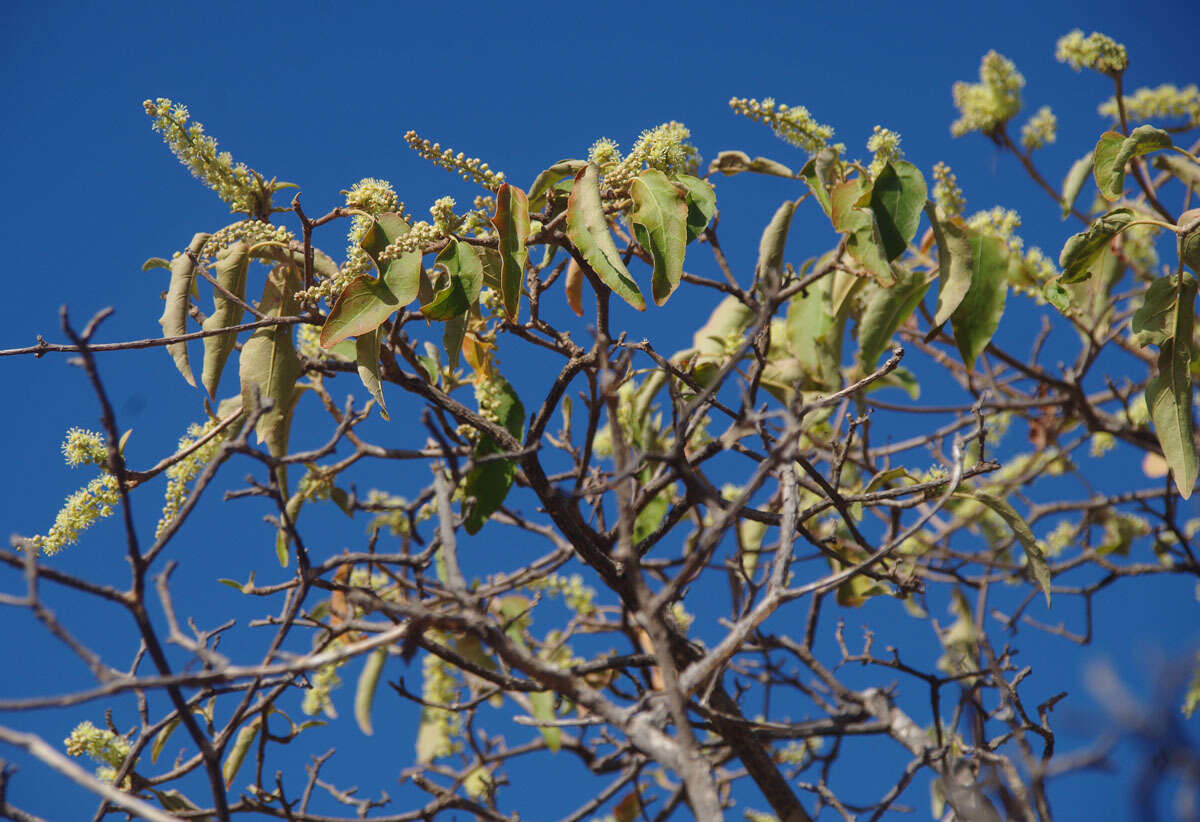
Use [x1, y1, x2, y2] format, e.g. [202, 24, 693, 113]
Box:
[932, 162, 966, 218]
[202, 219, 294, 261]
[1019, 106, 1058, 151]
[364, 490, 411, 536]
[344, 177, 399, 214]
[525, 573, 596, 617]
[143, 98, 261, 212]
[866, 126, 903, 175]
[156, 417, 231, 539]
[64, 720, 130, 784]
[729, 97, 834, 154]
[1055, 30, 1128, 75]
[419, 634, 464, 759]
[380, 220, 443, 262]
[951, 51, 1024, 137]
[1100, 84, 1200, 126]
[62, 428, 107, 467]
[302, 660, 343, 718]
[404, 131, 505, 190]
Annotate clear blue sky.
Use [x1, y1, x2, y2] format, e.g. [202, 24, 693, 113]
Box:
[1, 0, 1198, 818]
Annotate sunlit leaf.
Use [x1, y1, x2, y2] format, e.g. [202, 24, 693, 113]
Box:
[1058, 207, 1135, 283]
[1144, 272, 1198, 499]
[708, 150, 795, 178]
[528, 159, 586, 213]
[564, 258, 584, 316]
[201, 240, 250, 399]
[676, 173, 716, 243]
[858, 266, 930, 369]
[1061, 151, 1093, 218]
[159, 233, 209, 387]
[566, 164, 645, 311]
[1095, 125, 1173, 201]
[354, 648, 387, 736]
[355, 328, 388, 420]
[630, 170, 689, 305]
[490, 184, 530, 319]
[529, 690, 561, 753]
[756, 200, 796, 291]
[958, 491, 1052, 606]
[222, 717, 261, 788]
[925, 204, 974, 332]
[868, 160, 927, 261]
[239, 266, 302, 457]
[949, 231, 1008, 369]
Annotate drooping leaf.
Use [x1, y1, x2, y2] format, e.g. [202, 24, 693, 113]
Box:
[832, 179, 892, 284]
[633, 486, 670, 544]
[478, 246, 503, 292]
[868, 160, 927, 261]
[693, 295, 755, 355]
[320, 214, 421, 347]
[1132, 274, 1184, 348]
[529, 690, 561, 753]
[858, 267, 931, 369]
[784, 269, 840, 390]
[142, 257, 171, 272]
[463, 376, 525, 534]
[1096, 125, 1174, 201]
[159, 233, 210, 387]
[566, 164, 645, 311]
[630, 170, 689, 305]
[151, 789, 200, 814]
[415, 708, 450, 765]
[355, 328, 388, 420]
[949, 231, 1008, 369]
[435, 238, 484, 305]
[222, 717, 262, 788]
[1144, 272, 1198, 499]
[490, 184, 530, 319]
[528, 159, 586, 213]
[1061, 151, 1094, 218]
[925, 204, 975, 333]
[1153, 154, 1200, 192]
[708, 150, 795, 178]
[239, 267, 303, 461]
[152, 717, 181, 764]
[1058, 207, 1135, 283]
[201, 240, 250, 399]
[957, 491, 1052, 606]
[564, 258, 584, 317]
[676, 173, 716, 243]
[354, 648, 387, 736]
[421, 274, 470, 321]
[1181, 208, 1200, 275]
[443, 313, 467, 370]
[800, 150, 839, 216]
[756, 200, 796, 291]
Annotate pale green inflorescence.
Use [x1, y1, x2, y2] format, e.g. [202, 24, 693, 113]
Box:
[1020, 106, 1058, 151]
[157, 417, 232, 539]
[64, 720, 131, 784]
[31, 429, 120, 555]
[1100, 84, 1200, 126]
[729, 97, 834, 154]
[419, 633, 464, 760]
[201, 219, 295, 262]
[404, 131, 505, 191]
[866, 125, 903, 175]
[303, 660, 343, 718]
[932, 162, 966, 217]
[950, 51, 1024, 138]
[1055, 30, 1128, 75]
[592, 122, 700, 192]
[967, 206, 1057, 296]
[143, 98, 262, 213]
[525, 573, 597, 617]
[301, 178, 402, 305]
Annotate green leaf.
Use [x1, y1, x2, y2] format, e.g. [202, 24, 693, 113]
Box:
[566, 164, 645, 311]
[159, 233, 210, 387]
[142, 256, 171, 272]
[151, 789, 200, 813]
[152, 717, 181, 764]
[435, 238, 484, 305]
[528, 159, 586, 213]
[1061, 151, 1094, 218]
[1058, 207, 1135, 283]
[1153, 154, 1200, 191]
[756, 200, 796, 291]
[355, 648, 387, 736]
[222, 717, 261, 788]
[201, 240, 250, 399]
[1044, 279, 1071, 313]
[1144, 272, 1198, 499]
[421, 274, 470, 320]
[1132, 275, 1184, 348]
[1095, 126, 1173, 201]
[463, 377, 525, 534]
[633, 486, 670, 544]
[857, 267, 931, 369]
[925, 204, 974, 332]
[708, 150, 795, 178]
[949, 231, 1008, 369]
[443, 313, 467, 370]
[784, 269, 840, 390]
[1181, 208, 1200, 275]
[490, 184, 530, 319]
[630, 170, 689, 305]
[239, 266, 302, 457]
[692, 295, 754, 356]
[958, 491, 1052, 606]
[1092, 131, 1125, 201]
[320, 214, 421, 348]
[355, 328, 388, 420]
[832, 179, 892, 284]
[529, 690, 561, 753]
[868, 160, 927, 261]
[676, 174, 716, 243]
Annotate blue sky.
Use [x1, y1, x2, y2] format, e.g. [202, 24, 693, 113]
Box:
[1, 0, 1198, 818]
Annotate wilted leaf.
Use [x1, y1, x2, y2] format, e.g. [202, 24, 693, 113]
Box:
[868, 160, 927, 261]
[1061, 151, 1094, 218]
[566, 164, 645, 311]
[1153, 154, 1200, 191]
[491, 184, 530, 319]
[142, 257, 171, 272]
[800, 150, 839, 216]
[708, 150, 795, 178]
[528, 159, 586, 213]
[159, 233, 210, 386]
[355, 328, 388, 420]
[222, 717, 261, 788]
[201, 240, 250, 399]
[1059, 207, 1135, 283]
[240, 266, 302, 457]
[355, 648, 387, 736]
[630, 170, 689, 305]
[958, 491, 1052, 606]
[756, 200, 796, 291]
